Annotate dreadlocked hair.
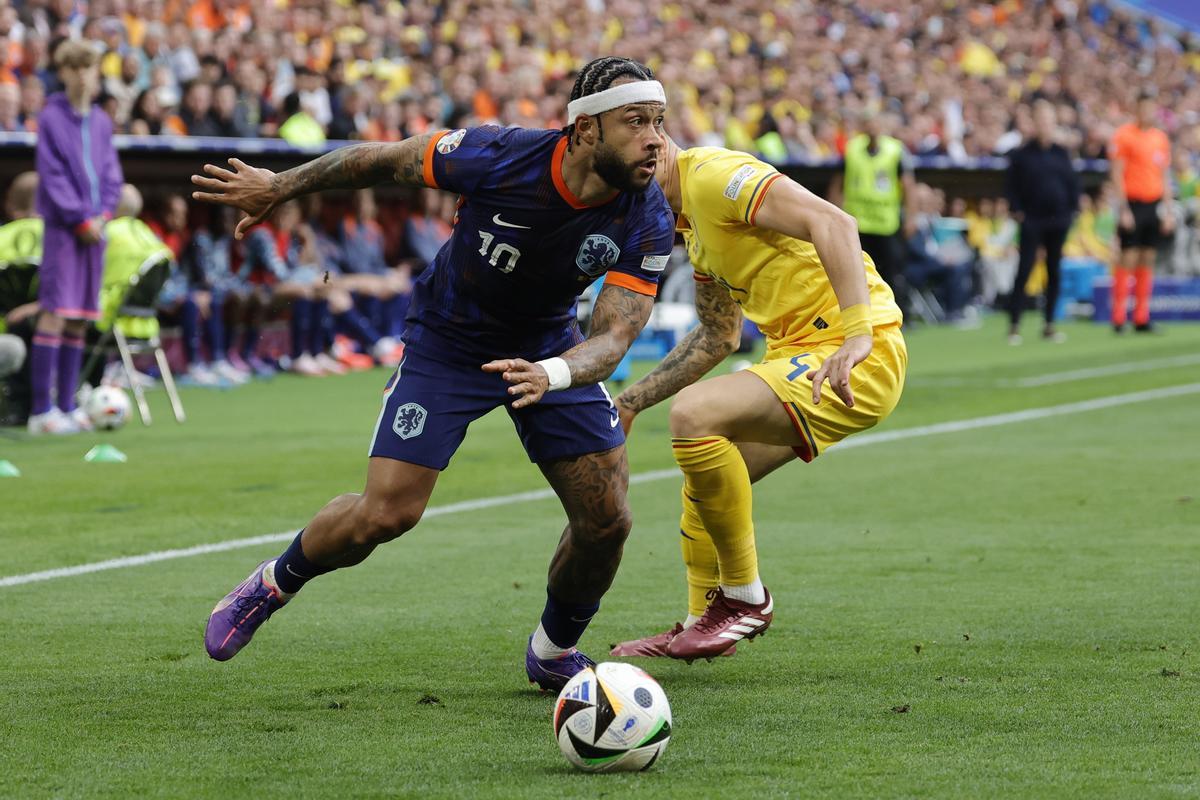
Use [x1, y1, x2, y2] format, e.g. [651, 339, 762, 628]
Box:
[564, 56, 655, 151]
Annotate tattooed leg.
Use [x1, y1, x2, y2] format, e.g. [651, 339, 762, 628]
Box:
[540, 445, 633, 604]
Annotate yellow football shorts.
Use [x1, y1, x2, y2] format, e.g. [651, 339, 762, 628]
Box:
[746, 324, 907, 462]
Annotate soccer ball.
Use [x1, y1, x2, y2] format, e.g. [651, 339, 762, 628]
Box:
[85, 386, 132, 431]
[553, 662, 672, 773]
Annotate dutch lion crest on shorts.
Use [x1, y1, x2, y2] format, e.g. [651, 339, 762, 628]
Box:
[393, 403, 427, 439]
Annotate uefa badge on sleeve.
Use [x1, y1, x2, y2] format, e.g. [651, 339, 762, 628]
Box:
[437, 129, 467, 154]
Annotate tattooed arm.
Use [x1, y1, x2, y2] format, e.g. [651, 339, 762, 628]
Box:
[561, 284, 655, 385]
[190, 134, 436, 238]
[482, 284, 655, 410]
[615, 279, 742, 429]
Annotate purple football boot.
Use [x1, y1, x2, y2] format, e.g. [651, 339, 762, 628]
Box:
[525, 635, 596, 693]
[205, 560, 289, 661]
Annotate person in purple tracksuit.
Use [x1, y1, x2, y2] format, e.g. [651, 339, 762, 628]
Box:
[28, 39, 123, 435]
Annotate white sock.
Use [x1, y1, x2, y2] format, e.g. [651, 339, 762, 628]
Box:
[530, 622, 569, 659]
[261, 561, 295, 600]
[683, 614, 703, 629]
[721, 577, 765, 605]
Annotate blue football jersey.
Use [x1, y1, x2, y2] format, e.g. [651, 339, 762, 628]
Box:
[404, 125, 675, 363]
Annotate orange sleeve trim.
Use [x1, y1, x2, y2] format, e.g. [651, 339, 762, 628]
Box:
[693, 272, 713, 283]
[423, 130, 447, 189]
[604, 271, 658, 297]
[747, 173, 783, 226]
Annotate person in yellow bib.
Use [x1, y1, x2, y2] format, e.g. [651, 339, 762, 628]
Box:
[611, 140, 907, 661]
[838, 111, 916, 319]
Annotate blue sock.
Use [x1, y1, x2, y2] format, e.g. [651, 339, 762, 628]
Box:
[289, 299, 313, 358]
[56, 334, 85, 413]
[539, 588, 600, 650]
[205, 294, 228, 359]
[272, 530, 335, 594]
[385, 294, 409, 338]
[358, 295, 384, 333]
[181, 297, 202, 365]
[241, 324, 260, 360]
[30, 334, 60, 416]
[335, 306, 383, 350]
[310, 300, 331, 355]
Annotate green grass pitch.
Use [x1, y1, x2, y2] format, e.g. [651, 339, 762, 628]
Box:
[2, 316, 1198, 798]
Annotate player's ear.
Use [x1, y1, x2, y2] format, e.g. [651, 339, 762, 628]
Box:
[574, 114, 597, 147]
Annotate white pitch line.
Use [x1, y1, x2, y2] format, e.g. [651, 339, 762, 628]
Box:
[2, 383, 1198, 590]
[834, 382, 1200, 449]
[1012, 353, 1200, 387]
[908, 352, 1200, 389]
[0, 470, 681, 590]
[0, 532, 300, 588]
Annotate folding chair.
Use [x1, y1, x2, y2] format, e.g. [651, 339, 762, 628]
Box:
[906, 286, 945, 324]
[84, 254, 185, 425]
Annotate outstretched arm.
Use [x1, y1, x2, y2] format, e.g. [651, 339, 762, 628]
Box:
[482, 284, 654, 409]
[191, 133, 437, 238]
[615, 279, 742, 432]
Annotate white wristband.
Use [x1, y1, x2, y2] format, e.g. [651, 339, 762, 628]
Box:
[536, 357, 571, 391]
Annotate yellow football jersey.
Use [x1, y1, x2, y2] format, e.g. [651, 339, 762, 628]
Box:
[677, 147, 903, 354]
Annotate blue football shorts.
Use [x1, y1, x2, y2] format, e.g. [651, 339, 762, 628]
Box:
[368, 345, 625, 470]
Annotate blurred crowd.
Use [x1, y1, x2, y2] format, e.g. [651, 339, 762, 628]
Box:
[0, 0, 1196, 163]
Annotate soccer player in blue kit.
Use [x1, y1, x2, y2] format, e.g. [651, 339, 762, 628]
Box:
[194, 57, 674, 691]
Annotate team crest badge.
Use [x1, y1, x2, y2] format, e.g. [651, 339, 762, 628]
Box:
[437, 129, 467, 154]
[393, 403, 427, 440]
[575, 234, 621, 277]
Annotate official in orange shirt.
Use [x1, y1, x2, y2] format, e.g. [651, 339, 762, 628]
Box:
[1109, 92, 1173, 332]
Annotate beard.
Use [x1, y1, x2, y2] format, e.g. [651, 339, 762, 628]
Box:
[593, 142, 648, 192]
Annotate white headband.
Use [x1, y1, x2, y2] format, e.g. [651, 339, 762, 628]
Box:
[566, 80, 666, 121]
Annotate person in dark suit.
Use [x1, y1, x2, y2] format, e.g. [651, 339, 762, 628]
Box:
[1004, 100, 1079, 344]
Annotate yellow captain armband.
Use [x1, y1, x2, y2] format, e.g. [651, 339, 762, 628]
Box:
[840, 303, 873, 339]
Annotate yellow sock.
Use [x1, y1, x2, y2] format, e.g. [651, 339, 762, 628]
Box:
[672, 436, 759, 589]
[680, 486, 720, 617]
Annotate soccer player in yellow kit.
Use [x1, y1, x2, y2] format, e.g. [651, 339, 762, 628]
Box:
[611, 140, 906, 661]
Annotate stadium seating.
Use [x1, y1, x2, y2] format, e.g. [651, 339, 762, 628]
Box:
[0, 0, 1194, 164]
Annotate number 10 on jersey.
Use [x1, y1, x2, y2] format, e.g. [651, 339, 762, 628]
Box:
[478, 231, 521, 273]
